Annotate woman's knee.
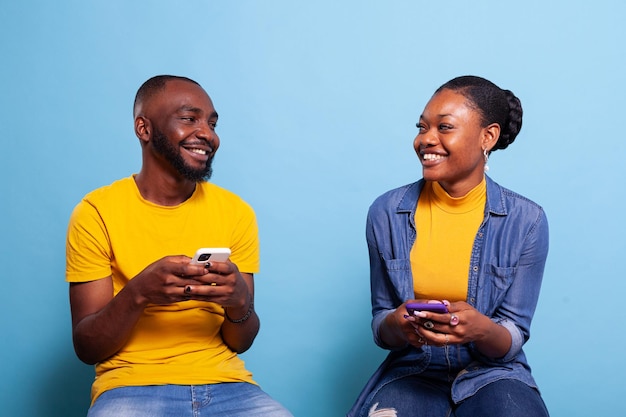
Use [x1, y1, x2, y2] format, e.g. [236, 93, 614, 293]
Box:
[455, 379, 549, 417]
[363, 377, 452, 417]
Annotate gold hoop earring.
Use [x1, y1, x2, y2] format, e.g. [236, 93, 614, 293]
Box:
[483, 149, 490, 172]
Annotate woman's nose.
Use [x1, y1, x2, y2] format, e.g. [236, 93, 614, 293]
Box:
[415, 132, 437, 151]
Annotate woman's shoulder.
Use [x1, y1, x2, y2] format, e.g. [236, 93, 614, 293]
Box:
[369, 180, 424, 213]
[486, 177, 547, 228]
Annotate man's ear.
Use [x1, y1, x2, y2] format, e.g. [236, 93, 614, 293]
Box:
[482, 123, 500, 152]
[135, 116, 151, 143]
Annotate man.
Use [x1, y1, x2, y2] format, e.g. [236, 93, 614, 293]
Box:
[66, 75, 292, 417]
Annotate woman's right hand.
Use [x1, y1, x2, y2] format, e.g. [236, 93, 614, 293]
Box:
[380, 300, 431, 348]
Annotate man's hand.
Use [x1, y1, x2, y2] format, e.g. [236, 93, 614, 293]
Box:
[181, 260, 250, 310]
[125, 255, 208, 306]
[70, 255, 215, 364]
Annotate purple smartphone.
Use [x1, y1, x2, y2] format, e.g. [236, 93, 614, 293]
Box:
[406, 302, 449, 315]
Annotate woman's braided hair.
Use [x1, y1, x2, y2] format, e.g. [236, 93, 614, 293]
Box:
[435, 76, 523, 153]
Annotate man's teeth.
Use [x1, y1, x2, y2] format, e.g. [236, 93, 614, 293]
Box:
[190, 148, 207, 155]
[423, 153, 445, 161]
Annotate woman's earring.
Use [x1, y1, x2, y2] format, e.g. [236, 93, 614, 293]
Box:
[483, 148, 490, 172]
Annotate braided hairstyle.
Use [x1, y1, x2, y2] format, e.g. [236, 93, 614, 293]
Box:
[435, 76, 523, 153]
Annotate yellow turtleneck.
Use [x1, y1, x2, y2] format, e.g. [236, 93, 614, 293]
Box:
[411, 178, 486, 301]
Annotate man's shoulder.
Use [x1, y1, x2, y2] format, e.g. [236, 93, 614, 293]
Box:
[196, 181, 255, 211]
[197, 180, 237, 197]
[82, 176, 135, 204]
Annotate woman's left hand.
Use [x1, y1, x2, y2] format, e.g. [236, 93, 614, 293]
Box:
[408, 301, 504, 351]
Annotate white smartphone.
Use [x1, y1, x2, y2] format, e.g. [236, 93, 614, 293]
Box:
[190, 247, 231, 265]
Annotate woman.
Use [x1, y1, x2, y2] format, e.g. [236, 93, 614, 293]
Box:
[348, 76, 550, 417]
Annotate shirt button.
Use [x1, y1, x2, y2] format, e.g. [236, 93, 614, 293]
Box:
[473, 266, 479, 272]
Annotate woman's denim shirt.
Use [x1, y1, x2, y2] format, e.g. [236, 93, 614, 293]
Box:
[349, 176, 549, 415]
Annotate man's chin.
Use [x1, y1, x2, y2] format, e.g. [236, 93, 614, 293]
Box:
[182, 166, 212, 183]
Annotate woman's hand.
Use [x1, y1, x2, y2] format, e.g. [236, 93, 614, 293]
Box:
[407, 301, 512, 358]
[380, 300, 437, 348]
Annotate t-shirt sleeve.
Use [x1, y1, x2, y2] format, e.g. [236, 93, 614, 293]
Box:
[65, 199, 113, 283]
[229, 200, 260, 275]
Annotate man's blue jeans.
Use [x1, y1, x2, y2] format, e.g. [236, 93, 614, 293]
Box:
[87, 383, 293, 417]
[366, 377, 549, 417]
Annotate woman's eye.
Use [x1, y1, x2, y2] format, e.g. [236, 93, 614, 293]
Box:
[416, 122, 427, 132]
[439, 124, 453, 131]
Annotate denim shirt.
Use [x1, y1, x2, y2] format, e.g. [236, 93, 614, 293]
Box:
[348, 176, 549, 416]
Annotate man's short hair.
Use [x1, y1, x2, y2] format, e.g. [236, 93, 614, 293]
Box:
[133, 75, 200, 117]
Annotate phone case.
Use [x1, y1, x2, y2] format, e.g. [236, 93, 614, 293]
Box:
[405, 302, 449, 314]
[190, 247, 231, 264]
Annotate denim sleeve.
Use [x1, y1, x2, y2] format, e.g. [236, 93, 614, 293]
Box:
[367, 212, 390, 348]
[366, 207, 411, 351]
[485, 207, 549, 363]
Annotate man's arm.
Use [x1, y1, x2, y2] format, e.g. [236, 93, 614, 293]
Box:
[220, 272, 260, 353]
[70, 256, 208, 364]
[180, 259, 261, 354]
[70, 277, 145, 364]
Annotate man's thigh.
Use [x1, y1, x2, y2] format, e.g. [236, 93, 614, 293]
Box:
[87, 385, 192, 417]
[88, 384, 293, 417]
[204, 382, 293, 417]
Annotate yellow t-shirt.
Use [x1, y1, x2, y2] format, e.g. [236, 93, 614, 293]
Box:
[66, 176, 259, 402]
[411, 179, 486, 301]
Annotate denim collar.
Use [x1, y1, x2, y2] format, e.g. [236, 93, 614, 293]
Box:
[395, 175, 507, 217]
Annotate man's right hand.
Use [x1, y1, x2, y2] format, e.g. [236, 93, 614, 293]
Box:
[126, 255, 209, 306]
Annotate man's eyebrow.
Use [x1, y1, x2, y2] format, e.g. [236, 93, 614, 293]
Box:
[178, 105, 219, 119]
[178, 105, 203, 113]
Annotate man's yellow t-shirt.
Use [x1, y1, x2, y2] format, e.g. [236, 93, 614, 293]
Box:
[66, 176, 259, 402]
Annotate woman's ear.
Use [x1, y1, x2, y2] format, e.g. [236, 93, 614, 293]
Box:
[482, 123, 500, 152]
[135, 116, 151, 143]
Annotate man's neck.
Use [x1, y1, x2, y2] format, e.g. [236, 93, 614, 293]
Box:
[134, 170, 197, 206]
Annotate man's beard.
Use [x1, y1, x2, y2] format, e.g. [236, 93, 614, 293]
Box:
[151, 128, 213, 182]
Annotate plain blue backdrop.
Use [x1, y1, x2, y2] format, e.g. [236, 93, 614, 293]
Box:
[1, 1, 625, 416]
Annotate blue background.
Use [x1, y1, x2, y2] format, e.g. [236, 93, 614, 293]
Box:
[1, 1, 625, 416]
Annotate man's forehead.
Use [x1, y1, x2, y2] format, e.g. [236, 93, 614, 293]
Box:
[163, 79, 210, 100]
[153, 80, 215, 112]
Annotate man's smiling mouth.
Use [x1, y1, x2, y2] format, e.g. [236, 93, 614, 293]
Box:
[189, 148, 207, 155]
